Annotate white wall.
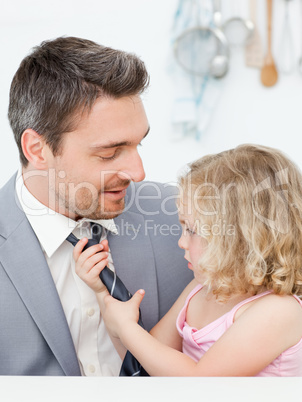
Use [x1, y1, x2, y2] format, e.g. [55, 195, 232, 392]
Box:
[1, 0, 302, 188]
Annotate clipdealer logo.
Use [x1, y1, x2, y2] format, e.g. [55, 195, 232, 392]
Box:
[252, 168, 289, 234]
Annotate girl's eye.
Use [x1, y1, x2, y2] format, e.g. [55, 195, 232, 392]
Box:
[186, 228, 196, 236]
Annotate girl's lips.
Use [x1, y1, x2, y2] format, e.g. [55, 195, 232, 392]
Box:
[186, 260, 193, 270]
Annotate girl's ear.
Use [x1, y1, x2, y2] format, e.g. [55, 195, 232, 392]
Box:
[21, 129, 49, 169]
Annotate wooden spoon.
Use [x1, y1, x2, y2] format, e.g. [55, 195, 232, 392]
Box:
[261, 0, 278, 87]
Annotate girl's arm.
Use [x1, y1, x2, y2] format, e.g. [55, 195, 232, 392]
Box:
[149, 279, 198, 350]
[74, 241, 302, 376]
[73, 238, 126, 360]
[74, 236, 198, 353]
[102, 290, 302, 376]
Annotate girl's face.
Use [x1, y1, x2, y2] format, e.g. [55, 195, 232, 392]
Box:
[178, 209, 208, 281]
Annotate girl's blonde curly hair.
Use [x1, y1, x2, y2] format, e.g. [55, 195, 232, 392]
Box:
[179, 144, 302, 302]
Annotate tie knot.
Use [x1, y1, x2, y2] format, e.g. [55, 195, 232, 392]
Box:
[66, 223, 103, 251]
[91, 223, 103, 242]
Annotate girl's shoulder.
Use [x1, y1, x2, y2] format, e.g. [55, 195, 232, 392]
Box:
[235, 292, 302, 320]
[235, 292, 302, 347]
[257, 293, 302, 317]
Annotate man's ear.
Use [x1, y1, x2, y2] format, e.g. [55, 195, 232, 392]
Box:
[21, 129, 49, 169]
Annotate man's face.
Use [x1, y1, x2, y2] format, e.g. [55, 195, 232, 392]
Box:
[46, 95, 149, 220]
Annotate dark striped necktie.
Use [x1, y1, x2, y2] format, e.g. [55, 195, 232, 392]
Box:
[66, 223, 148, 376]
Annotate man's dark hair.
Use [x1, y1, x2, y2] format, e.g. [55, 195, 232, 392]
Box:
[8, 36, 150, 166]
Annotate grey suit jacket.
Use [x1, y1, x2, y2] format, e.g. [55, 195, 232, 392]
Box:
[0, 174, 192, 375]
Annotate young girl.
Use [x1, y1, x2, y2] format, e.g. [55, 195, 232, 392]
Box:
[74, 144, 302, 376]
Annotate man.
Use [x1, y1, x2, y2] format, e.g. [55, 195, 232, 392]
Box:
[0, 37, 192, 376]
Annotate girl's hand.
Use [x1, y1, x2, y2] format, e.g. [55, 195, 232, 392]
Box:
[102, 289, 145, 339]
[74, 237, 109, 294]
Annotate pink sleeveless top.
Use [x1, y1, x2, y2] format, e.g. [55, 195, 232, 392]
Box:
[176, 284, 302, 376]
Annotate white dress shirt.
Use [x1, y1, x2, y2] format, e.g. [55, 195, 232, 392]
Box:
[15, 169, 122, 376]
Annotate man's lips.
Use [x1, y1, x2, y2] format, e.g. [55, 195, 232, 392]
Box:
[104, 187, 128, 193]
[102, 187, 129, 199]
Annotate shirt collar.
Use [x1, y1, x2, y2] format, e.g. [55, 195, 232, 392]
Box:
[15, 167, 118, 258]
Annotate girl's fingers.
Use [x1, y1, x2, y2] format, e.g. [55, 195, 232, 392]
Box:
[75, 242, 104, 265]
[86, 251, 108, 272]
[73, 238, 108, 264]
[73, 237, 88, 261]
[77, 251, 108, 274]
[100, 239, 109, 252]
[87, 259, 109, 280]
[130, 289, 145, 309]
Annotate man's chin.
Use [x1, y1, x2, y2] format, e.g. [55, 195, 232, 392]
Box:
[74, 210, 122, 221]
[75, 200, 126, 221]
[94, 211, 122, 220]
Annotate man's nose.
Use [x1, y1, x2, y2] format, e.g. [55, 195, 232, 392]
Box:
[118, 150, 145, 183]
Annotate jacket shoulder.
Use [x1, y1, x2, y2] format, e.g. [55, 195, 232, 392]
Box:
[125, 181, 179, 216]
[0, 173, 26, 241]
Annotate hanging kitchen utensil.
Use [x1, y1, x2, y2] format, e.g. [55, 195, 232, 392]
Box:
[223, 0, 254, 47]
[278, 0, 295, 74]
[223, 17, 254, 46]
[174, 0, 230, 78]
[245, 0, 263, 68]
[260, 0, 278, 87]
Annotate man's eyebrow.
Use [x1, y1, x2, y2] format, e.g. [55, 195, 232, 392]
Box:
[90, 126, 150, 150]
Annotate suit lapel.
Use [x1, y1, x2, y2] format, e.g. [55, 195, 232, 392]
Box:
[0, 176, 80, 376]
[108, 211, 159, 330]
